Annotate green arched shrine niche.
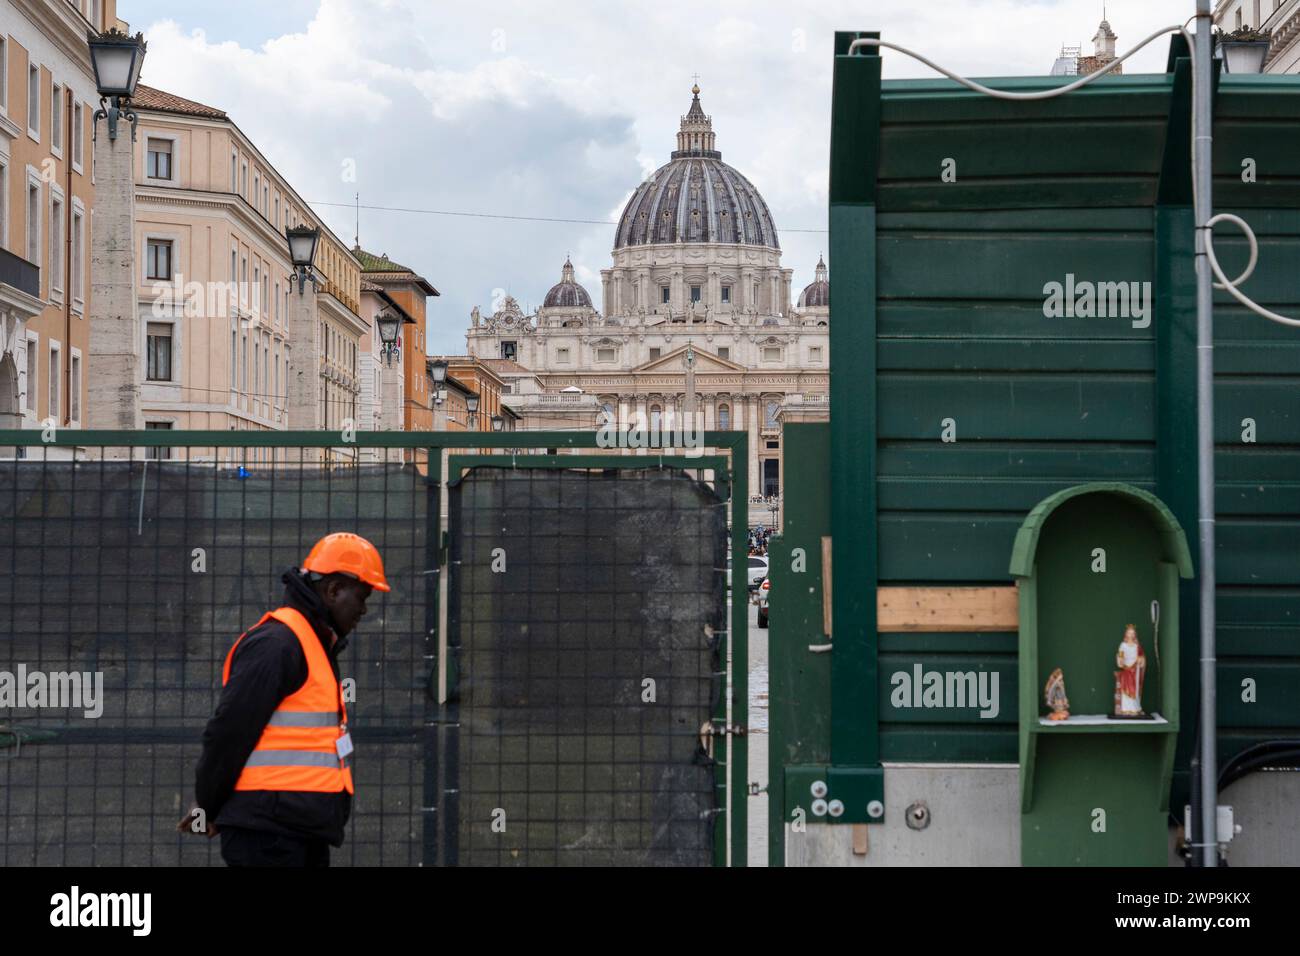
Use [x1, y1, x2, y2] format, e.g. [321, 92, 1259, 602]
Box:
[1011, 482, 1193, 866]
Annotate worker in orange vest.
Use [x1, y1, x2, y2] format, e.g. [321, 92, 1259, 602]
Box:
[178, 532, 389, 866]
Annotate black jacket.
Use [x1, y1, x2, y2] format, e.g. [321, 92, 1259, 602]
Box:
[195, 569, 352, 846]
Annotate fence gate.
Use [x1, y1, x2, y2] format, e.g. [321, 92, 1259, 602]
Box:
[432, 453, 743, 866]
[0, 431, 748, 867]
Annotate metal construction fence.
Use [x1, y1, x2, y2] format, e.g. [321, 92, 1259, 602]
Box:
[0, 430, 748, 867]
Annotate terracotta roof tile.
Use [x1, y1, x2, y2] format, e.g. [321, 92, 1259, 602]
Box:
[133, 85, 227, 119]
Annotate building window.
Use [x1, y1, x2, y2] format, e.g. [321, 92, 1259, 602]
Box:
[231, 150, 237, 191]
[718, 403, 730, 429]
[25, 340, 36, 413]
[555, 347, 570, 363]
[649, 347, 661, 361]
[721, 285, 731, 304]
[240, 161, 247, 198]
[48, 345, 59, 419]
[230, 325, 237, 392]
[718, 346, 729, 361]
[51, 84, 62, 151]
[274, 195, 280, 227]
[71, 208, 83, 302]
[147, 323, 173, 381]
[147, 138, 172, 179]
[661, 286, 670, 304]
[27, 64, 39, 138]
[50, 196, 63, 296]
[690, 284, 701, 303]
[73, 101, 83, 168]
[765, 399, 780, 427]
[253, 173, 260, 208]
[808, 346, 823, 363]
[500, 341, 517, 361]
[145, 421, 172, 460]
[761, 346, 780, 362]
[263, 184, 269, 216]
[70, 353, 80, 422]
[650, 404, 662, 432]
[26, 181, 40, 265]
[596, 347, 616, 362]
[147, 239, 173, 280]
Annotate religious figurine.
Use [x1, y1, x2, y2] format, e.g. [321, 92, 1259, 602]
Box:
[1112, 623, 1148, 718]
[1043, 668, 1070, 720]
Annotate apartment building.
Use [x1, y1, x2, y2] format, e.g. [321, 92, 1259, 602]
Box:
[131, 84, 365, 462]
[0, 0, 122, 442]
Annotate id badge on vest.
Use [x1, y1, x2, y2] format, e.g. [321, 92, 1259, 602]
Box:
[336, 730, 354, 764]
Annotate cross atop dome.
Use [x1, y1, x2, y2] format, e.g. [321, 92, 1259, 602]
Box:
[676, 82, 718, 158]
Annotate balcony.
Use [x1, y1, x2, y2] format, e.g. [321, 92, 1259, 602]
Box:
[0, 247, 40, 300]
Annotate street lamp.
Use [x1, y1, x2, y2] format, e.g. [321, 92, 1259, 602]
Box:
[88, 28, 146, 141]
[491, 415, 505, 432]
[376, 311, 402, 367]
[1218, 27, 1271, 74]
[430, 359, 448, 405]
[466, 393, 480, 430]
[285, 225, 320, 293]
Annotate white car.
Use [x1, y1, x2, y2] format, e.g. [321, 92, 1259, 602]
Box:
[746, 555, 769, 590]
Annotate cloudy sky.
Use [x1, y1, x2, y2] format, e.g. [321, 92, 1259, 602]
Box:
[118, 0, 1194, 354]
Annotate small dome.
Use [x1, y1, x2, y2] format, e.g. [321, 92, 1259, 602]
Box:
[543, 257, 592, 308]
[799, 255, 829, 308]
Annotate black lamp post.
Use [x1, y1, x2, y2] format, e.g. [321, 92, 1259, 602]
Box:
[376, 311, 401, 367]
[88, 28, 147, 142]
[285, 225, 320, 293]
[466, 393, 480, 430]
[430, 359, 448, 405]
[1218, 27, 1271, 74]
[491, 415, 505, 432]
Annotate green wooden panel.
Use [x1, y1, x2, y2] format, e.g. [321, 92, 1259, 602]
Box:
[1217, 663, 1300, 727]
[881, 727, 1017, 763]
[878, 301, 1154, 340]
[879, 515, 1022, 582]
[1217, 521, 1300, 585]
[878, 375, 1155, 441]
[878, 655, 1016, 724]
[879, 339, 1153, 373]
[878, 442, 1154, 479]
[877, 233, 1155, 300]
[878, 632, 1018, 654]
[1218, 626, 1300, 657]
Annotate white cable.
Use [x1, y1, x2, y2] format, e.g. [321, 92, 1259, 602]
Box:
[847, 27, 1300, 329]
[1205, 214, 1300, 327]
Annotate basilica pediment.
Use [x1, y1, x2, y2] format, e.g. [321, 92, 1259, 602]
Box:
[632, 345, 745, 373]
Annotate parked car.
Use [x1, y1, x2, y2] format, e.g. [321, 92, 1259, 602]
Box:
[757, 576, 770, 628]
[747, 555, 769, 590]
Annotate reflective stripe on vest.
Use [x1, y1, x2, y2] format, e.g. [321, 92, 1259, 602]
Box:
[223, 606, 354, 795]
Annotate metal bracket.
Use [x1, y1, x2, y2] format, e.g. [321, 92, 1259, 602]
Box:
[92, 96, 139, 143]
[785, 764, 885, 824]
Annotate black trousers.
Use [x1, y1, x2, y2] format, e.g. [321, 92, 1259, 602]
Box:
[220, 826, 330, 867]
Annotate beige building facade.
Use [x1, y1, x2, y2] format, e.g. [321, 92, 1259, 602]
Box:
[131, 85, 364, 462]
[0, 0, 123, 445]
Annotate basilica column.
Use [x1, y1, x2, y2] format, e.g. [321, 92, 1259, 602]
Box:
[748, 395, 761, 502]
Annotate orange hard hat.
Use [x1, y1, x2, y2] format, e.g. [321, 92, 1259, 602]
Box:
[302, 532, 390, 592]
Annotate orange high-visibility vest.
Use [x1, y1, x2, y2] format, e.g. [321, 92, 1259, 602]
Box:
[222, 606, 354, 794]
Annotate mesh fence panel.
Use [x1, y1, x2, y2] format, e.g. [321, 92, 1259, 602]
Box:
[439, 466, 727, 866]
[0, 448, 429, 866]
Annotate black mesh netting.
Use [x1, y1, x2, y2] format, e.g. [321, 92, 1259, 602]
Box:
[439, 466, 728, 866]
[0, 453, 430, 865]
[1, 453, 730, 867]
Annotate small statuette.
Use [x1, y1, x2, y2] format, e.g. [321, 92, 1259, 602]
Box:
[1112, 622, 1149, 718]
[1043, 667, 1070, 721]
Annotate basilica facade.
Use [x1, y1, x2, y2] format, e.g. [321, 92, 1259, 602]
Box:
[465, 85, 829, 500]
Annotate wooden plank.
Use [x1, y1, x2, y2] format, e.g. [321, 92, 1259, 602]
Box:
[877, 585, 1018, 632]
[822, 535, 833, 637]
[852, 824, 869, 856]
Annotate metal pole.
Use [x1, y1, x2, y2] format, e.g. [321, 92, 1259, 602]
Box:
[1192, 0, 1218, 868]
